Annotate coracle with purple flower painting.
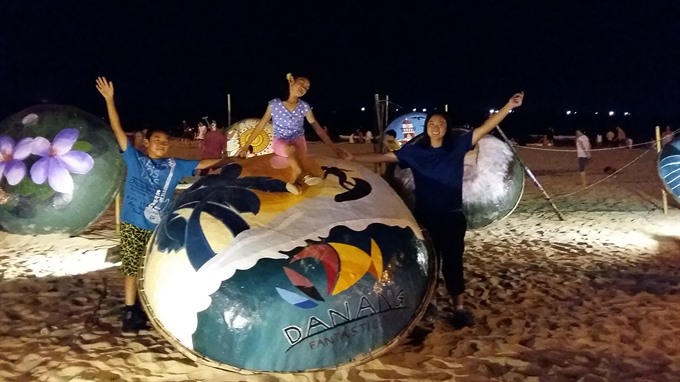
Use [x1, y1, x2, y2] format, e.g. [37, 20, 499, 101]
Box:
[0, 104, 124, 234]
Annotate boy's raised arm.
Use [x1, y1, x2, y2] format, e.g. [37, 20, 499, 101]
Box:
[95, 76, 128, 151]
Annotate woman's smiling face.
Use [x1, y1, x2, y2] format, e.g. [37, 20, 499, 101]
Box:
[426, 114, 447, 142]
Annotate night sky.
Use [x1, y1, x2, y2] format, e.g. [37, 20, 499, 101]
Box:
[1, 1, 679, 136]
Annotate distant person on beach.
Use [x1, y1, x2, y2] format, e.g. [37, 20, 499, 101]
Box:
[235, 72, 343, 195]
[340, 91, 525, 329]
[195, 121, 207, 141]
[616, 126, 627, 147]
[365, 129, 374, 143]
[662, 126, 674, 146]
[575, 129, 591, 186]
[200, 122, 227, 175]
[133, 130, 145, 150]
[182, 121, 195, 141]
[546, 127, 555, 146]
[605, 130, 615, 147]
[180, 120, 189, 140]
[96, 77, 231, 332]
[384, 129, 401, 151]
[357, 129, 365, 143]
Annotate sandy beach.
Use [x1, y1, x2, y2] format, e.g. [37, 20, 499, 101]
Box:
[1, 140, 680, 382]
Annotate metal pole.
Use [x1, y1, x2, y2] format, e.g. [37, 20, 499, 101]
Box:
[373, 94, 383, 173]
[656, 125, 668, 214]
[374, 94, 382, 149]
[496, 125, 565, 221]
[227, 93, 232, 128]
[384, 95, 389, 132]
[378, 95, 388, 154]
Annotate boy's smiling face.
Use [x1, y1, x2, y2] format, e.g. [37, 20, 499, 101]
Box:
[145, 131, 170, 158]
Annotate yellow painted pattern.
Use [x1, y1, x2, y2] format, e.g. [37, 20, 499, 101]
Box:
[226, 118, 274, 156]
[328, 242, 371, 295]
[232, 155, 347, 227]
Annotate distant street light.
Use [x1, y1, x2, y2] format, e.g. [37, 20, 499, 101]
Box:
[412, 108, 416, 112]
[624, 112, 631, 116]
[566, 110, 572, 115]
[361, 107, 366, 111]
[608, 111, 615, 116]
[422, 108, 427, 112]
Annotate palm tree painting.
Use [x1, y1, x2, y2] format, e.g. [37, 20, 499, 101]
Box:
[154, 163, 289, 271]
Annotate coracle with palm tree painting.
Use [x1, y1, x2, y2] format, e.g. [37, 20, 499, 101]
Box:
[139, 154, 437, 373]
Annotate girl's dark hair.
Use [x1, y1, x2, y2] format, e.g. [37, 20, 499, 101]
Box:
[279, 72, 310, 101]
[417, 112, 454, 148]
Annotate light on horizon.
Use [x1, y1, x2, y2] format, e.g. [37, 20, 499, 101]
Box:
[422, 108, 427, 112]
[624, 112, 631, 116]
[412, 108, 416, 112]
[609, 111, 615, 116]
[566, 110, 572, 115]
[595, 112, 599, 115]
[361, 107, 366, 111]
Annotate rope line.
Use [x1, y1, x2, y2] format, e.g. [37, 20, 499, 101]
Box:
[553, 148, 654, 199]
[517, 127, 680, 153]
[516, 139, 656, 152]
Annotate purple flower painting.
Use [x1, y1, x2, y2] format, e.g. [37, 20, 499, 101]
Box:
[30, 128, 94, 194]
[0, 135, 34, 185]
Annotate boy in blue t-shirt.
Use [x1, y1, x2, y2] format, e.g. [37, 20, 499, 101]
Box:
[96, 77, 230, 332]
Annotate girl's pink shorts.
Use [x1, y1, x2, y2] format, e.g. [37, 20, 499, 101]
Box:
[272, 137, 307, 157]
[270, 137, 308, 169]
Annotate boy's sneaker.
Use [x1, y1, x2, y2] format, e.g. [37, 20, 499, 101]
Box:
[285, 182, 301, 195]
[301, 174, 322, 186]
[122, 306, 150, 332]
[448, 308, 475, 329]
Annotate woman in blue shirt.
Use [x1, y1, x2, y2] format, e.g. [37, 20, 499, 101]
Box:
[341, 92, 524, 328]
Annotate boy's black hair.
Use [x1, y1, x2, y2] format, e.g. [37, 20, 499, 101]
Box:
[385, 129, 397, 138]
[145, 129, 169, 140]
